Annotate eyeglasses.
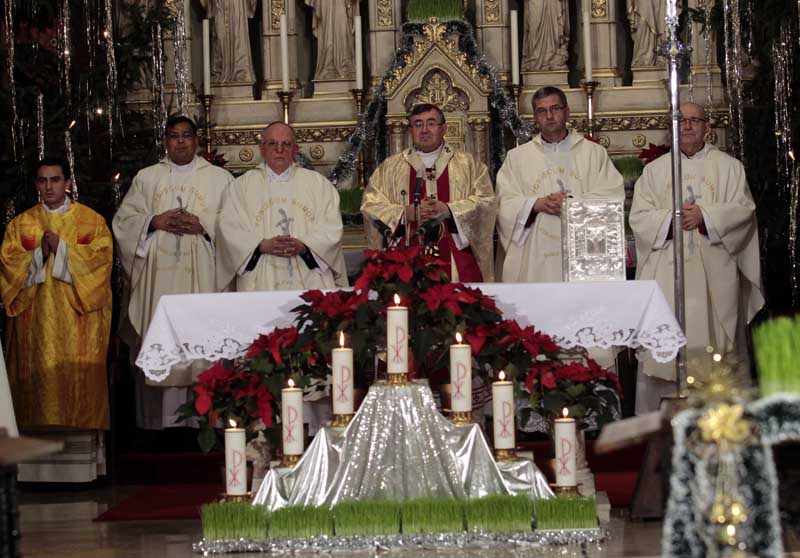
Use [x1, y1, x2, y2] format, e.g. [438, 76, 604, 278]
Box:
[166, 132, 196, 140]
[679, 117, 707, 125]
[534, 105, 565, 117]
[410, 119, 444, 129]
[261, 140, 296, 149]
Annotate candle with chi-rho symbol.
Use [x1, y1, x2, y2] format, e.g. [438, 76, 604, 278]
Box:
[386, 294, 408, 375]
[332, 331, 354, 416]
[202, 19, 211, 96]
[224, 419, 246, 495]
[554, 407, 577, 487]
[280, 13, 290, 91]
[281, 378, 303, 459]
[449, 332, 472, 413]
[492, 370, 515, 450]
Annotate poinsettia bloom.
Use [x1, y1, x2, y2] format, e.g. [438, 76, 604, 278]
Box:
[194, 385, 213, 415]
[196, 361, 232, 389]
[541, 371, 557, 389]
[465, 323, 499, 354]
[254, 385, 274, 427]
[299, 290, 325, 306]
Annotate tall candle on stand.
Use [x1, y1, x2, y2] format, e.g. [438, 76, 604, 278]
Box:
[582, 0, 593, 82]
[387, 294, 408, 374]
[281, 379, 303, 456]
[354, 15, 364, 90]
[450, 332, 472, 413]
[554, 407, 577, 486]
[492, 371, 515, 449]
[279, 13, 290, 91]
[509, 10, 519, 85]
[224, 420, 246, 495]
[202, 19, 211, 96]
[332, 332, 354, 415]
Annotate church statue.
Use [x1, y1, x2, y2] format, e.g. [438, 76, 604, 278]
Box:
[627, 0, 666, 67]
[521, 0, 570, 71]
[305, 0, 359, 80]
[200, 0, 257, 83]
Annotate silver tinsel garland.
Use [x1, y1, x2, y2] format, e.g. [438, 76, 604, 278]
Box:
[722, 0, 746, 161]
[36, 91, 45, 159]
[171, 0, 191, 115]
[65, 127, 78, 200]
[152, 22, 168, 151]
[703, 0, 713, 109]
[772, 22, 798, 305]
[4, 0, 18, 158]
[59, 0, 73, 117]
[105, 0, 120, 157]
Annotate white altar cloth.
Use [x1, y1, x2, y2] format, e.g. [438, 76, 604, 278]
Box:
[136, 281, 685, 382]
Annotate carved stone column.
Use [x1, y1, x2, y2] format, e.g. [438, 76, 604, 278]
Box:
[388, 120, 407, 155]
[262, 0, 300, 92]
[468, 117, 490, 167]
[369, 0, 404, 86]
[473, 0, 510, 82]
[584, 0, 623, 87]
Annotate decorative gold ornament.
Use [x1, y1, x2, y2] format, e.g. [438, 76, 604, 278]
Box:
[387, 372, 410, 385]
[468, 117, 490, 131]
[309, 145, 325, 160]
[211, 127, 355, 146]
[271, 0, 286, 31]
[591, 0, 607, 18]
[238, 147, 254, 162]
[685, 350, 753, 404]
[423, 17, 447, 43]
[495, 448, 517, 462]
[698, 403, 752, 447]
[411, 70, 469, 112]
[163, 0, 180, 19]
[377, 0, 393, 28]
[449, 411, 474, 425]
[632, 133, 647, 148]
[330, 413, 354, 427]
[597, 135, 611, 148]
[280, 453, 300, 468]
[484, 0, 501, 22]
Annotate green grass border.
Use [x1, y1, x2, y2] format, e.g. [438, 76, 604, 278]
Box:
[534, 495, 598, 530]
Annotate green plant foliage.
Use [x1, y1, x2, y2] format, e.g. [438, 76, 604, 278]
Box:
[269, 505, 334, 538]
[406, 0, 464, 22]
[464, 494, 533, 533]
[333, 500, 401, 536]
[534, 496, 597, 530]
[201, 502, 268, 540]
[753, 315, 800, 396]
[401, 498, 465, 534]
[612, 157, 644, 182]
[338, 187, 364, 214]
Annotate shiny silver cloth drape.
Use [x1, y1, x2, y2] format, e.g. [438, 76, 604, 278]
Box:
[253, 382, 553, 510]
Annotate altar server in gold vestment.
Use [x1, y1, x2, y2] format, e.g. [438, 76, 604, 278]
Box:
[630, 102, 764, 413]
[113, 115, 234, 428]
[0, 157, 112, 481]
[496, 87, 624, 282]
[217, 121, 347, 291]
[361, 103, 496, 282]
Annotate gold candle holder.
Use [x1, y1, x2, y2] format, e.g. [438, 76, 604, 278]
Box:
[449, 411, 474, 425]
[198, 94, 215, 153]
[280, 453, 301, 468]
[219, 492, 251, 503]
[350, 88, 367, 189]
[494, 448, 517, 462]
[276, 90, 294, 124]
[580, 80, 600, 137]
[509, 83, 522, 114]
[387, 372, 409, 385]
[331, 413, 355, 428]
[550, 484, 579, 496]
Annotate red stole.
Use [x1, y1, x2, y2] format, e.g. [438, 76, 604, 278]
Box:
[407, 167, 483, 282]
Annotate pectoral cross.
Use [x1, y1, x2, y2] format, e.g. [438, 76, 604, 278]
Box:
[685, 186, 701, 256]
[276, 208, 295, 277]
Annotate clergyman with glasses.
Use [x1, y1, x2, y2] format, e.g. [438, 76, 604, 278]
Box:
[630, 101, 763, 413]
[496, 86, 623, 282]
[113, 114, 234, 429]
[216, 121, 347, 292]
[361, 103, 496, 282]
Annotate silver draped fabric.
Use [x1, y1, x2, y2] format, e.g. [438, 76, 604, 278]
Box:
[253, 382, 553, 510]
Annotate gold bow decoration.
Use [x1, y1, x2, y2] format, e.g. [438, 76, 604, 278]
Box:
[698, 403, 753, 448]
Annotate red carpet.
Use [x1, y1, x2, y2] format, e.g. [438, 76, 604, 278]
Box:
[94, 483, 222, 521]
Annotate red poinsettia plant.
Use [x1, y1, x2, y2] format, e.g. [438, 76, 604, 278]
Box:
[638, 143, 670, 164]
[202, 150, 228, 167]
[178, 325, 327, 452]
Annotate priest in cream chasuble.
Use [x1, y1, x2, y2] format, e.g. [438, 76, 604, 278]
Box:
[630, 103, 763, 412]
[216, 122, 347, 292]
[496, 87, 624, 283]
[361, 104, 496, 282]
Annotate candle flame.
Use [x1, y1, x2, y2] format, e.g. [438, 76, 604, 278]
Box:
[562, 407, 569, 418]
[68, 120, 77, 129]
[228, 419, 237, 428]
[498, 370, 506, 381]
[113, 172, 121, 181]
[393, 293, 401, 305]
[287, 378, 295, 388]
[339, 331, 345, 348]
[455, 332, 463, 344]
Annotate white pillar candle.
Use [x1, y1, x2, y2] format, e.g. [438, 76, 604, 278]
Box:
[224, 421, 247, 495]
[332, 332, 354, 415]
[450, 333, 472, 413]
[554, 407, 577, 486]
[202, 19, 211, 96]
[281, 379, 304, 456]
[386, 294, 408, 374]
[509, 10, 519, 85]
[582, 1, 593, 82]
[492, 371, 515, 450]
[280, 13, 290, 92]
[354, 15, 364, 90]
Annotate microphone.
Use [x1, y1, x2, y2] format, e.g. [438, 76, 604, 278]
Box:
[415, 212, 447, 240]
[367, 215, 394, 239]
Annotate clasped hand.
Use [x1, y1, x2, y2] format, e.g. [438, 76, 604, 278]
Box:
[152, 208, 205, 236]
[682, 202, 704, 231]
[534, 192, 567, 216]
[405, 198, 448, 223]
[40, 231, 59, 259]
[259, 236, 304, 257]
